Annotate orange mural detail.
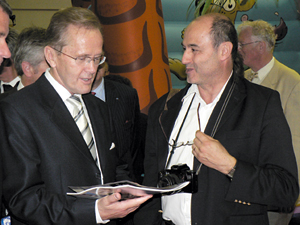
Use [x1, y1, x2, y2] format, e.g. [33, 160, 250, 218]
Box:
[93, 0, 171, 114]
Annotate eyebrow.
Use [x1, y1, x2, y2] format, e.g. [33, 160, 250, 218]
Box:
[181, 43, 200, 48]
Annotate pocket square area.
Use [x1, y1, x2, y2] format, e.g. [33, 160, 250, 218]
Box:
[109, 142, 115, 150]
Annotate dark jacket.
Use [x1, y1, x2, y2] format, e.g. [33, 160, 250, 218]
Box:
[134, 75, 299, 225]
[0, 74, 128, 225]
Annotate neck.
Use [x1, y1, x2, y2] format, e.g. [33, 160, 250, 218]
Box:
[21, 75, 32, 87]
[197, 70, 231, 104]
[92, 77, 103, 91]
[251, 54, 273, 72]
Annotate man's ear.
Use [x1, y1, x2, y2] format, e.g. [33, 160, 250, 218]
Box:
[44, 46, 57, 68]
[258, 41, 266, 53]
[219, 41, 233, 61]
[21, 61, 32, 78]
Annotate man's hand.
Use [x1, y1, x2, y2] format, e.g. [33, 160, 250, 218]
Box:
[98, 193, 152, 221]
[192, 131, 236, 174]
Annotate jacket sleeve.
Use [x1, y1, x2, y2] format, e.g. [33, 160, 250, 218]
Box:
[225, 90, 299, 210]
[0, 101, 97, 225]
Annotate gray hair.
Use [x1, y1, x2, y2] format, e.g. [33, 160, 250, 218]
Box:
[6, 27, 18, 59]
[46, 7, 102, 50]
[13, 26, 47, 75]
[237, 20, 277, 52]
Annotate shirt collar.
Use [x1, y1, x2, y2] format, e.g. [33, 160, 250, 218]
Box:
[44, 68, 78, 102]
[17, 81, 25, 91]
[1, 76, 20, 87]
[252, 57, 274, 83]
[182, 71, 232, 106]
[92, 78, 105, 101]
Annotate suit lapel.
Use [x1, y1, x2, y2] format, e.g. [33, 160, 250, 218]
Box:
[160, 87, 188, 140]
[82, 94, 112, 170]
[209, 77, 246, 134]
[261, 59, 279, 89]
[104, 78, 118, 106]
[36, 75, 97, 163]
[194, 76, 246, 169]
[158, 86, 189, 169]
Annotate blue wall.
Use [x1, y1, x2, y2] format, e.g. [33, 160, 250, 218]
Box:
[162, 0, 300, 89]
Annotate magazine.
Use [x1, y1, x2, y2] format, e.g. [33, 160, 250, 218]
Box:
[67, 180, 190, 200]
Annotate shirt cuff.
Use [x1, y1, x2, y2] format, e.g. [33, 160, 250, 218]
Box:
[95, 199, 110, 224]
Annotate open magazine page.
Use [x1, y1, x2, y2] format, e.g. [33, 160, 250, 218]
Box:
[67, 180, 190, 199]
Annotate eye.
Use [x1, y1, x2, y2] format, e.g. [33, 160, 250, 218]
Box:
[77, 56, 86, 61]
[94, 56, 101, 62]
[223, 0, 236, 12]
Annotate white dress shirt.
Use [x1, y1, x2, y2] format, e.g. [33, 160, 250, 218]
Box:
[162, 75, 231, 224]
[251, 57, 275, 84]
[92, 78, 106, 101]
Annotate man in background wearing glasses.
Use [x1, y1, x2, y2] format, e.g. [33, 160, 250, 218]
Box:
[237, 20, 300, 225]
[134, 13, 298, 225]
[0, 7, 151, 225]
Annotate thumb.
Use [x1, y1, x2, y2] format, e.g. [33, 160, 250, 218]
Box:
[107, 192, 122, 204]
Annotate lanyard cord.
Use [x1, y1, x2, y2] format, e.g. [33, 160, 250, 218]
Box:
[165, 93, 196, 169]
[195, 81, 236, 175]
[161, 81, 236, 173]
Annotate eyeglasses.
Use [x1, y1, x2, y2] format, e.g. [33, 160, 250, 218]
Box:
[238, 41, 261, 49]
[50, 47, 106, 67]
[159, 94, 201, 149]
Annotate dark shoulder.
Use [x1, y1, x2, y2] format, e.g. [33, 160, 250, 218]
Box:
[238, 76, 281, 101]
[104, 76, 138, 96]
[148, 85, 189, 115]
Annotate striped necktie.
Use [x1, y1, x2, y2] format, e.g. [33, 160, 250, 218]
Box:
[67, 95, 97, 162]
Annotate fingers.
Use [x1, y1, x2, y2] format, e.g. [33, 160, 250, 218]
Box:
[98, 194, 152, 220]
[105, 192, 122, 204]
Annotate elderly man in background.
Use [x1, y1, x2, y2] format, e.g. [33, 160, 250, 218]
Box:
[13, 27, 49, 88]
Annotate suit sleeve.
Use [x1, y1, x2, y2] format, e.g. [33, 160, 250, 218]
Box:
[284, 80, 300, 206]
[0, 101, 97, 225]
[225, 91, 299, 210]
